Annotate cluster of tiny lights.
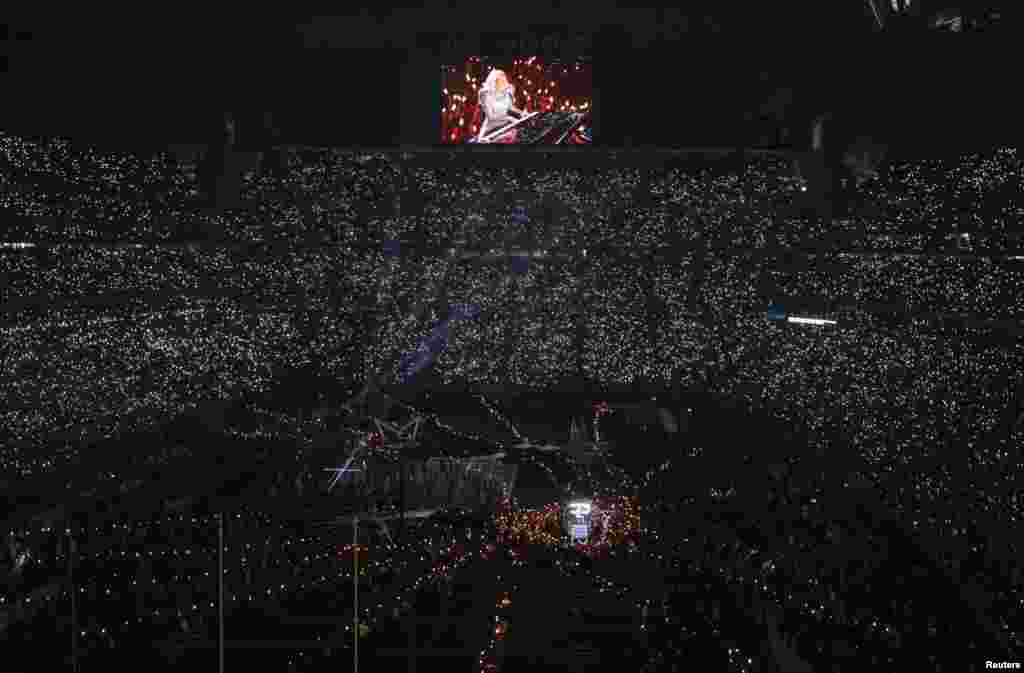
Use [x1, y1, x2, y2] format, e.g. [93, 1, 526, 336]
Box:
[2, 131, 1024, 670]
[441, 57, 591, 143]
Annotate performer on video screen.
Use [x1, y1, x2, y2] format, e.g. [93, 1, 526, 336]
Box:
[476, 69, 527, 144]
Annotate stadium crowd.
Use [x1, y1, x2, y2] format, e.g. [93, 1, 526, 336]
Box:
[2, 502, 500, 671]
[2, 130, 1023, 670]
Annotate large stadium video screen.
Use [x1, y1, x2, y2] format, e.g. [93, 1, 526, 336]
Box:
[441, 57, 592, 145]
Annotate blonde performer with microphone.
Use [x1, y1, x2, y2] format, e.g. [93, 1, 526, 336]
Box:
[476, 69, 527, 144]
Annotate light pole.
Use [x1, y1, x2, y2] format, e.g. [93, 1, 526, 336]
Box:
[218, 511, 225, 673]
[353, 515, 359, 673]
[68, 527, 78, 673]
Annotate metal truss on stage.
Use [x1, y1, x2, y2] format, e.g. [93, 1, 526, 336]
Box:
[316, 376, 646, 518]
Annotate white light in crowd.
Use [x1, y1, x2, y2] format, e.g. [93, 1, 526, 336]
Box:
[787, 316, 837, 326]
[569, 501, 591, 517]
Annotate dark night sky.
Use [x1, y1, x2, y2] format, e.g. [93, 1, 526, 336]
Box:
[1, 10, 1018, 151]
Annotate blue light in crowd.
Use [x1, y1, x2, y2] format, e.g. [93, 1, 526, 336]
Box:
[398, 320, 450, 383]
[451, 303, 482, 321]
